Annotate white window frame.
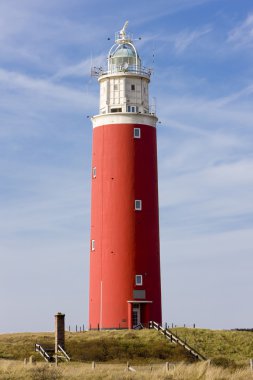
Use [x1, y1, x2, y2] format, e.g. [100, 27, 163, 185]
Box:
[92, 167, 96, 178]
[91, 240, 95, 251]
[135, 275, 143, 286]
[128, 106, 138, 113]
[134, 128, 141, 139]
[135, 200, 142, 211]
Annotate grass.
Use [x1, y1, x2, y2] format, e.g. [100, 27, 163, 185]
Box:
[1, 328, 253, 364]
[0, 330, 193, 363]
[170, 327, 253, 364]
[1, 360, 253, 379]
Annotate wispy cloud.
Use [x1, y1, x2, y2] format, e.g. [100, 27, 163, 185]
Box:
[173, 26, 212, 53]
[212, 83, 253, 107]
[0, 68, 97, 110]
[228, 13, 253, 47]
[52, 55, 105, 80]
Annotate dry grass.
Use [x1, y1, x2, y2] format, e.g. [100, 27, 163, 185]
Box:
[0, 360, 253, 380]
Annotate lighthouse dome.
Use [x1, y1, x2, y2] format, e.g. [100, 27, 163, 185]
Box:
[109, 42, 141, 73]
[112, 44, 137, 58]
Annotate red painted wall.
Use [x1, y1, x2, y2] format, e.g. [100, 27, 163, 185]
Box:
[89, 123, 162, 329]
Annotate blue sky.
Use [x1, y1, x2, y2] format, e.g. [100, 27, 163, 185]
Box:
[1, 0, 253, 332]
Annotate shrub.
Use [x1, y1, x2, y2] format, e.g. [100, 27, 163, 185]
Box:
[211, 357, 237, 369]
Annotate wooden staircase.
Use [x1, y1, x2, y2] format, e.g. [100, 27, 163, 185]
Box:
[149, 321, 207, 361]
[35, 343, 70, 362]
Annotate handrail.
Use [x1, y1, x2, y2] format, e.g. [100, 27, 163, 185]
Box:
[35, 343, 51, 362]
[58, 345, 71, 361]
[149, 321, 207, 361]
[91, 65, 151, 78]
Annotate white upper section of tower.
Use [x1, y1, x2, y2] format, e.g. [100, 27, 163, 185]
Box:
[92, 22, 156, 121]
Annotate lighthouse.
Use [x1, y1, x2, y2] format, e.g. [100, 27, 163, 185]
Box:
[89, 22, 162, 329]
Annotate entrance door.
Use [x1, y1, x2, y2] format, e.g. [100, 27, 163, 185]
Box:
[132, 304, 140, 328]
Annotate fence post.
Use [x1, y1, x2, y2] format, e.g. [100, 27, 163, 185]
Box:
[92, 361, 96, 370]
[250, 359, 253, 371]
[165, 362, 169, 372]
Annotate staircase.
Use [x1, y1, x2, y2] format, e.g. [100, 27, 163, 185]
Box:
[149, 321, 207, 361]
[35, 343, 71, 362]
[35, 344, 54, 362]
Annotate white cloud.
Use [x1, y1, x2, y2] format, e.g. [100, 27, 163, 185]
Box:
[228, 13, 253, 47]
[0, 68, 97, 111]
[52, 55, 105, 80]
[173, 26, 212, 53]
[212, 83, 253, 107]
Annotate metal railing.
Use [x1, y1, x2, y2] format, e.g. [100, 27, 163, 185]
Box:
[91, 65, 152, 78]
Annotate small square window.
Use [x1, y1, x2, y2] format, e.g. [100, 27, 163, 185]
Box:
[135, 275, 143, 286]
[92, 167, 96, 178]
[91, 240, 95, 251]
[135, 200, 142, 211]
[131, 84, 135, 90]
[134, 128, 141, 138]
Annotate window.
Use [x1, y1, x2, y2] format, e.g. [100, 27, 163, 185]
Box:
[92, 167, 96, 178]
[127, 106, 138, 113]
[91, 240, 95, 251]
[111, 108, 122, 112]
[134, 128, 141, 138]
[135, 275, 143, 286]
[135, 200, 142, 211]
[131, 84, 135, 90]
[114, 84, 118, 90]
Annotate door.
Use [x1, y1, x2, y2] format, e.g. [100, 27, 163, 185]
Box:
[132, 304, 140, 328]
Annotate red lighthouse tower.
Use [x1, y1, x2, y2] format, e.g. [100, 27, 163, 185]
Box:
[89, 22, 162, 329]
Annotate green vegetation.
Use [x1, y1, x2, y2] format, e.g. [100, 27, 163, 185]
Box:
[170, 327, 253, 364]
[0, 330, 192, 363]
[0, 327, 253, 369]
